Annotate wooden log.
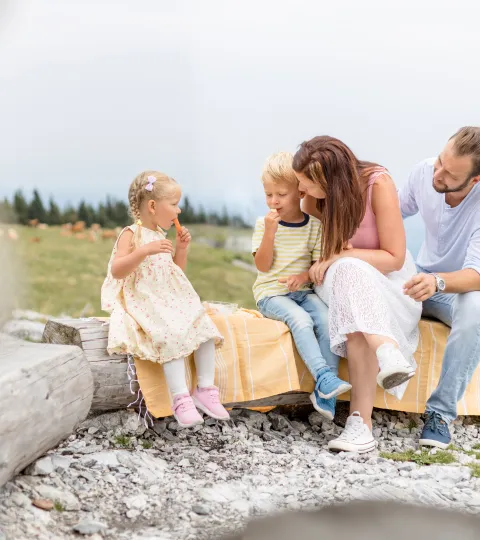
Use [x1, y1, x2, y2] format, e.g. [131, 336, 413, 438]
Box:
[0, 334, 93, 487]
[43, 318, 137, 411]
[42, 318, 314, 412]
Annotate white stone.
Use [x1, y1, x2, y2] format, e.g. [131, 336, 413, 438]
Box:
[25, 457, 54, 476]
[124, 494, 147, 511]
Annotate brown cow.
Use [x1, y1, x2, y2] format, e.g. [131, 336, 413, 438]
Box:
[72, 221, 86, 233]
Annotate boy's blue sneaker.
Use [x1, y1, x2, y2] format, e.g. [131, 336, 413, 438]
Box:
[315, 367, 352, 399]
[309, 393, 336, 421]
[419, 411, 451, 449]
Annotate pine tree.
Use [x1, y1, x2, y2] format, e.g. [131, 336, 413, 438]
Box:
[77, 200, 96, 227]
[28, 189, 46, 223]
[97, 203, 107, 227]
[46, 197, 62, 225]
[181, 196, 195, 224]
[62, 205, 78, 224]
[13, 190, 29, 225]
[0, 198, 16, 223]
[197, 205, 207, 224]
[218, 206, 230, 227]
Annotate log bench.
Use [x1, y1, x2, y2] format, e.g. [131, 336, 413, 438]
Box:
[42, 314, 480, 418]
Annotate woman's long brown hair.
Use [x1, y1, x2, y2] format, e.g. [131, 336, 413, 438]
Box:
[292, 136, 381, 260]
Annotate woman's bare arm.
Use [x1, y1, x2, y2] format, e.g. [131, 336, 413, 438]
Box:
[338, 174, 406, 273]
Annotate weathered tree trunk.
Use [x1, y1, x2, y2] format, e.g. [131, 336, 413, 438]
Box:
[0, 334, 93, 487]
[42, 318, 313, 412]
[43, 318, 136, 411]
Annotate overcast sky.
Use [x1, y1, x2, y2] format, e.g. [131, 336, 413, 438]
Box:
[1, 0, 480, 249]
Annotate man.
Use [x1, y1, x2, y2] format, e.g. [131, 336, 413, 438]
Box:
[401, 126, 480, 448]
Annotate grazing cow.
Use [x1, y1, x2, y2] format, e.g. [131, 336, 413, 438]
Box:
[72, 221, 86, 233]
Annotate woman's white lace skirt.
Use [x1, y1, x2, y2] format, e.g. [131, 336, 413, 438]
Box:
[315, 252, 422, 399]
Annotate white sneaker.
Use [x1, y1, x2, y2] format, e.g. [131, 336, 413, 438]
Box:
[376, 343, 415, 390]
[328, 412, 377, 453]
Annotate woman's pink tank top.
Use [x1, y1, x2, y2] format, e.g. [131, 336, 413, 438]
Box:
[349, 168, 387, 250]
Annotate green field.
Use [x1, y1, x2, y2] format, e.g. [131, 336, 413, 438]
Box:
[12, 225, 256, 317]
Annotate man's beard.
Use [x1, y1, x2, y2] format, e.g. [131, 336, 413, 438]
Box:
[432, 175, 472, 194]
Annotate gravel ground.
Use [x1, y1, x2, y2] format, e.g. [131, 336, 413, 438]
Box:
[1, 404, 480, 540]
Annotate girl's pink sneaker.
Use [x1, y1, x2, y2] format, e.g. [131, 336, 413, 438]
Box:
[172, 393, 204, 428]
[192, 386, 230, 421]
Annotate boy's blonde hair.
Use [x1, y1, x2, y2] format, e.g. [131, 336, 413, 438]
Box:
[261, 152, 298, 185]
[128, 170, 178, 247]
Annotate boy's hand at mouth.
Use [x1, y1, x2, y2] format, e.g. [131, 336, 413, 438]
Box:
[264, 209, 281, 235]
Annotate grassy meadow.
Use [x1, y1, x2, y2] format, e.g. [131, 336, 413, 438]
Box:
[9, 224, 256, 318]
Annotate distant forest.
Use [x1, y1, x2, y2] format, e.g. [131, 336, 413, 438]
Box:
[0, 190, 249, 229]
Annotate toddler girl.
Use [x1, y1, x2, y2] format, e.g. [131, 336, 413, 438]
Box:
[101, 171, 230, 427]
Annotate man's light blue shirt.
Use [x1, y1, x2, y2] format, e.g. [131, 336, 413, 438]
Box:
[399, 158, 480, 275]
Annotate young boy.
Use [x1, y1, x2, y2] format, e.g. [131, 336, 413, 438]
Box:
[252, 152, 351, 419]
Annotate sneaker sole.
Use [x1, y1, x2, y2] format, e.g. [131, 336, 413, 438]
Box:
[317, 383, 352, 400]
[328, 439, 377, 454]
[173, 414, 204, 429]
[192, 397, 230, 421]
[377, 370, 415, 390]
[419, 438, 449, 450]
[309, 393, 334, 421]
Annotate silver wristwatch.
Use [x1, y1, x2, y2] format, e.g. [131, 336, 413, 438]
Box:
[432, 273, 446, 292]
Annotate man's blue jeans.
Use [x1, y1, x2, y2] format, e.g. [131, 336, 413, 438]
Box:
[257, 291, 339, 379]
[422, 287, 480, 423]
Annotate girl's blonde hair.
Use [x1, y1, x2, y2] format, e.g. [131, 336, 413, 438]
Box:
[128, 170, 178, 248]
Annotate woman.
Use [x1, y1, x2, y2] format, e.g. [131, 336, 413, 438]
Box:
[293, 136, 421, 453]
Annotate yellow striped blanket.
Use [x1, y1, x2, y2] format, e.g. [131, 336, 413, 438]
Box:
[134, 309, 480, 418]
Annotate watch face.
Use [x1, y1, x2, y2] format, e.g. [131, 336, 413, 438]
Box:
[438, 278, 446, 291]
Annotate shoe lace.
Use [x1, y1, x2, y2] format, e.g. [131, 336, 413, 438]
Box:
[424, 412, 449, 437]
[338, 419, 364, 441]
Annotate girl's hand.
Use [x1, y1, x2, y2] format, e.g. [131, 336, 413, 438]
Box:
[278, 271, 310, 292]
[176, 226, 191, 250]
[145, 239, 174, 256]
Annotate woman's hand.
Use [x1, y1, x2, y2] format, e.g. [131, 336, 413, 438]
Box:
[145, 239, 174, 256]
[310, 243, 353, 285]
[309, 256, 339, 285]
[278, 271, 310, 292]
[176, 226, 191, 250]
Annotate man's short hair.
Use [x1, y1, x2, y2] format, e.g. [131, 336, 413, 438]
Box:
[450, 126, 480, 178]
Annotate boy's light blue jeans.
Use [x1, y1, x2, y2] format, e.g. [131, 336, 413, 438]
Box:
[421, 285, 480, 423]
[257, 291, 339, 379]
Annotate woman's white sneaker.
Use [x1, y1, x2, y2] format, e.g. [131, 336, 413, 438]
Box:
[328, 411, 377, 454]
[376, 343, 415, 390]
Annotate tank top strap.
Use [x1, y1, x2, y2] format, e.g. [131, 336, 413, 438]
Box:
[366, 167, 390, 206]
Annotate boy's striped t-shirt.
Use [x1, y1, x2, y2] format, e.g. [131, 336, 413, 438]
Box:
[251, 213, 322, 303]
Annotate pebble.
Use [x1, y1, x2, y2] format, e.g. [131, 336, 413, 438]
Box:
[32, 498, 54, 511]
[72, 520, 107, 535]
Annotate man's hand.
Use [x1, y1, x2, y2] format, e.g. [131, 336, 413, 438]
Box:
[278, 272, 310, 292]
[176, 226, 191, 250]
[403, 272, 437, 302]
[264, 209, 281, 235]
